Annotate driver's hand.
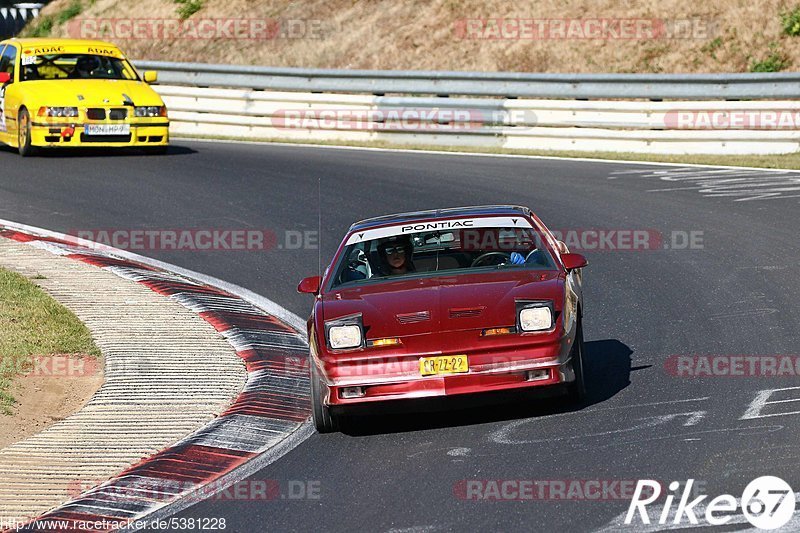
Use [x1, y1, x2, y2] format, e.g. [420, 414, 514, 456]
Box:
[509, 252, 525, 265]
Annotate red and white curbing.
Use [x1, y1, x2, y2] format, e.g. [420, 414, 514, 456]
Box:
[0, 221, 312, 532]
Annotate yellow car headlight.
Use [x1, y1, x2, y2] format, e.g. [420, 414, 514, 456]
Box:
[134, 106, 166, 117]
[38, 107, 78, 118]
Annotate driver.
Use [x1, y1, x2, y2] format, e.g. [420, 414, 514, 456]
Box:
[377, 235, 414, 276]
[71, 55, 101, 78]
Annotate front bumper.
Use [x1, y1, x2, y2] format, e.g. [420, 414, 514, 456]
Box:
[318, 336, 577, 407]
[30, 122, 169, 147]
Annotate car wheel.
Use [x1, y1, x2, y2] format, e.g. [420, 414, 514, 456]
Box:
[17, 108, 37, 157]
[310, 362, 338, 433]
[566, 318, 587, 403]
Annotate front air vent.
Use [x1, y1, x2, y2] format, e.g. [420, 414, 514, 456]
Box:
[86, 108, 106, 120]
[395, 311, 430, 324]
[449, 307, 485, 319]
[109, 108, 128, 120]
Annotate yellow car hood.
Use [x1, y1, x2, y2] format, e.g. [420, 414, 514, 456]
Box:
[20, 79, 164, 108]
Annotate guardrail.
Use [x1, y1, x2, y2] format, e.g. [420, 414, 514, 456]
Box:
[135, 61, 800, 100]
[135, 61, 800, 155]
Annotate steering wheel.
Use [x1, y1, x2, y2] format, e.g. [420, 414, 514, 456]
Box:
[470, 252, 511, 268]
[339, 249, 371, 283]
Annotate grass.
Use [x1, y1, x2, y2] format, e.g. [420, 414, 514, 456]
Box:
[781, 6, 800, 36]
[176, 133, 800, 170]
[174, 0, 204, 19]
[0, 268, 100, 415]
[23, 0, 81, 37]
[25, 15, 53, 38]
[701, 37, 724, 60]
[750, 43, 791, 72]
[56, 1, 83, 25]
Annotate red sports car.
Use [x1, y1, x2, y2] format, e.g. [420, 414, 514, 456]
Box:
[298, 205, 588, 432]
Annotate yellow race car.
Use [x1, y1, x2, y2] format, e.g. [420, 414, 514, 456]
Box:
[0, 38, 169, 156]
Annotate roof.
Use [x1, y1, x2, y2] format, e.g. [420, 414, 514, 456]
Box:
[349, 205, 531, 233]
[2, 38, 121, 49]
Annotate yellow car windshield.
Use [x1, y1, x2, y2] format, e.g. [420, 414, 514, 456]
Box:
[21, 54, 138, 82]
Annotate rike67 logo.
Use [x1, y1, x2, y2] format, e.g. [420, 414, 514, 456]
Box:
[625, 477, 796, 530]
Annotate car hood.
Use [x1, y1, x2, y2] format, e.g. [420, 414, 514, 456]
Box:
[321, 270, 563, 338]
[19, 79, 163, 107]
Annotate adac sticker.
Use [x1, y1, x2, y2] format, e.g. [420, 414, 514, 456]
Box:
[86, 46, 121, 57]
[27, 46, 65, 55]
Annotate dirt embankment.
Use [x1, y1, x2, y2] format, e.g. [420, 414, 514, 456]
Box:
[27, 0, 800, 73]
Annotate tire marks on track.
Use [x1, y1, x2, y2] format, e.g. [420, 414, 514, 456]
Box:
[609, 167, 800, 201]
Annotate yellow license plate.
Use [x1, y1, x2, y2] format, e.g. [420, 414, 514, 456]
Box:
[419, 355, 469, 376]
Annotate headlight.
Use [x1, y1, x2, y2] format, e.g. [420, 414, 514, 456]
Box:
[518, 303, 553, 332]
[134, 106, 165, 117]
[38, 107, 78, 118]
[327, 325, 362, 350]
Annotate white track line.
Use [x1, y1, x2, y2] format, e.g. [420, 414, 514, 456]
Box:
[174, 136, 800, 174]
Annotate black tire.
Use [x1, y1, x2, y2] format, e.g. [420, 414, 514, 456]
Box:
[17, 108, 37, 157]
[310, 362, 338, 433]
[566, 318, 587, 403]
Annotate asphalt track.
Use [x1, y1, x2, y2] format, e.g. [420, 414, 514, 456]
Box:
[1, 142, 799, 532]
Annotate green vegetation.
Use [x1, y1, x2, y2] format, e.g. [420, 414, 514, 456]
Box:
[749, 44, 790, 72]
[57, 1, 83, 25]
[174, 0, 204, 19]
[701, 37, 724, 59]
[26, 15, 53, 38]
[781, 6, 800, 36]
[0, 268, 100, 415]
[23, 1, 82, 37]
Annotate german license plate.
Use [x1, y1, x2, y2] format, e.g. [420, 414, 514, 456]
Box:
[84, 124, 130, 135]
[419, 355, 468, 376]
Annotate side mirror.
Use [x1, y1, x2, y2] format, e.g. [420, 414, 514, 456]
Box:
[297, 275, 322, 294]
[0, 72, 10, 85]
[562, 253, 588, 271]
[143, 71, 158, 83]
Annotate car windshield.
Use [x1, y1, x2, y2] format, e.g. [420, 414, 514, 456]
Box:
[20, 54, 138, 81]
[330, 225, 557, 288]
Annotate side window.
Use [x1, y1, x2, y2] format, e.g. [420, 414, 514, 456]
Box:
[3, 45, 17, 81]
[1, 46, 17, 80]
